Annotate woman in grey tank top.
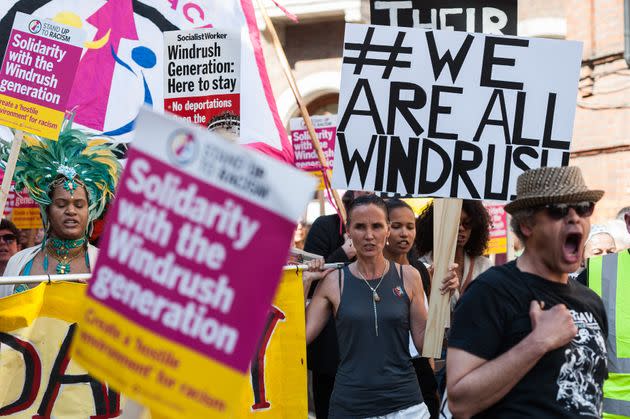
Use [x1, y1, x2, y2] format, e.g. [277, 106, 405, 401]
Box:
[304, 195, 457, 418]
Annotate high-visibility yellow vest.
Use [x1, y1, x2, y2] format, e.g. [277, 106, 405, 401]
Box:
[588, 250, 630, 419]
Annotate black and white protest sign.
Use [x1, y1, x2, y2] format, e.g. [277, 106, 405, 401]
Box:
[332, 24, 583, 201]
[370, 0, 517, 35]
[164, 28, 240, 131]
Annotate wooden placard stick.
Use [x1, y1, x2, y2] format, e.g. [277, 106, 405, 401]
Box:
[422, 198, 462, 358]
[255, 0, 346, 223]
[0, 130, 23, 217]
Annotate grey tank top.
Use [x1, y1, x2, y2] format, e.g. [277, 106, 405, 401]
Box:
[329, 263, 422, 418]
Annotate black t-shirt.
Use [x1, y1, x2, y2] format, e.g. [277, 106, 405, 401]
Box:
[449, 261, 608, 418]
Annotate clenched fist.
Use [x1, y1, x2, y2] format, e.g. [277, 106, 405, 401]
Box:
[529, 301, 578, 353]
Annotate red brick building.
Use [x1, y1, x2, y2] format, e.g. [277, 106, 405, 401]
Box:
[567, 0, 629, 223]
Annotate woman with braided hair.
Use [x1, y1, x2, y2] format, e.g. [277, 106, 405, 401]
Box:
[0, 124, 120, 297]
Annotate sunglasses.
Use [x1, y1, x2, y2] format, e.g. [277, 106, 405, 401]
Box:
[0, 234, 16, 244]
[537, 202, 595, 220]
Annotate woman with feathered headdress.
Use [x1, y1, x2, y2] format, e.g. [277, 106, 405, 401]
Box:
[0, 125, 120, 296]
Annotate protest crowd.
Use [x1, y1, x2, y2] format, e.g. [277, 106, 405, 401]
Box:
[0, 1, 629, 419]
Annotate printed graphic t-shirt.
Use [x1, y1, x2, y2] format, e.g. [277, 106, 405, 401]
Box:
[449, 261, 608, 418]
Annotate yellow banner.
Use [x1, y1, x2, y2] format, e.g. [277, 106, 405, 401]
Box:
[0, 273, 307, 418]
[0, 94, 64, 139]
[236, 270, 307, 417]
[72, 271, 307, 419]
[0, 283, 122, 418]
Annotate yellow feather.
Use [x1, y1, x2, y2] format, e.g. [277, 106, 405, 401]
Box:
[87, 139, 110, 147]
[22, 135, 41, 147]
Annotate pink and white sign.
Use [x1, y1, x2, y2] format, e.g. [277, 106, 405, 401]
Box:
[0, 12, 84, 138]
[484, 203, 508, 254]
[290, 115, 336, 172]
[86, 108, 316, 372]
[0, 170, 40, 222]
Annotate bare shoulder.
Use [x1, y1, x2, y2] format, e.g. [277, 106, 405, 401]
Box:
[401, 264, 422, 287]
[314, 267, 342, 308]
[400, 264, 423, 300]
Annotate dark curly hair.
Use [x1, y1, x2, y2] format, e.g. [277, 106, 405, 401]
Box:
[415, 200, 491, 258]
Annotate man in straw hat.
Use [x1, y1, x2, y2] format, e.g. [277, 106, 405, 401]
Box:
[446, 166, 608, 418]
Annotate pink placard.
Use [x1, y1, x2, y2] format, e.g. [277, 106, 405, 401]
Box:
[88, 149, 295, 372]
[485, 204, 507, 239]
[0, 13, 84, 111]
[290, 115, 336, 172]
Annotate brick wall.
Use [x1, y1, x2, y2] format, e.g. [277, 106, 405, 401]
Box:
[519, 0, 566, 21]
[566, 0, 629, 223]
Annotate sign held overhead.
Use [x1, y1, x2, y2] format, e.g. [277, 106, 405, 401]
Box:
[332, 24, 583, 201]
[0, 12, 84, 139]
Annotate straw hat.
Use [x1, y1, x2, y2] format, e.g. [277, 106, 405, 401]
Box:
[505, 166, 604, 214]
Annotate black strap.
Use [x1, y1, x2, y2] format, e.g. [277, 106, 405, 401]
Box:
[338, 267, 342, 290]
[338, 266, 344, 298]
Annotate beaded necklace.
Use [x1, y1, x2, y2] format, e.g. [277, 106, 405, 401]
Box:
[44, 237, 87, 274]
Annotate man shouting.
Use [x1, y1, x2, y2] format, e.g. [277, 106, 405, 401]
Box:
[447, 166, 608, 418]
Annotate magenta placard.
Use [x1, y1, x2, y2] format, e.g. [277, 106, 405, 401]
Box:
[292, 127, 336, 171]
[88, 149, 295, 373]
[485, 204, 507, 239]
[0, 29, 82, 110]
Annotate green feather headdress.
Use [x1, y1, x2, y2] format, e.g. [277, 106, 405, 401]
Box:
[0, 127, 121, 225]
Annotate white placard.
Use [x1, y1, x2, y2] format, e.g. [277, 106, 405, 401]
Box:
[333, 24, 583, 201]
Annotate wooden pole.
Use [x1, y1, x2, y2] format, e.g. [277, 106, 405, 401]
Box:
[422, 198, 462, 358]
[0, 130, 23, 217]
[255, 0, 346, 223]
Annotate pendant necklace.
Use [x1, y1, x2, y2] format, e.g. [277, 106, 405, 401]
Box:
[44, 238, 86, 274]
[356, 260, 389, 336]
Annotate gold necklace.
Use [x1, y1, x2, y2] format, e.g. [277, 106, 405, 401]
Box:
[356, 260, 389, 336]
[45, 243, 85, 274]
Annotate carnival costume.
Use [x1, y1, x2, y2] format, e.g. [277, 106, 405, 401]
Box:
[0, 124, 121, 297]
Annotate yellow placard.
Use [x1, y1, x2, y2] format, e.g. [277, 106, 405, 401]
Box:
[11, 207, 43, 229]
[486, 236, 507, 255]
[72, 298, 246, 418]
[0, 282, 123, 418]
[0, 94, 64, 139]
[236, 270, 307, 417]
